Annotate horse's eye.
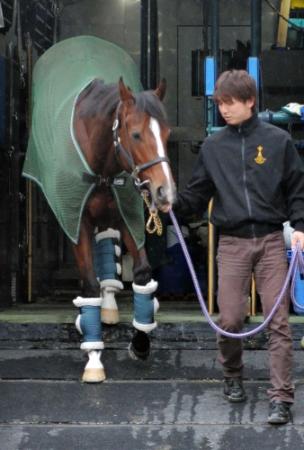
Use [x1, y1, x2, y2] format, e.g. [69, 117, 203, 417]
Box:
[132, 132, 141, 141]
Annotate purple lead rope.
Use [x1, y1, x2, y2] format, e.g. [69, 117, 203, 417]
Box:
[169, 209, 302, 339]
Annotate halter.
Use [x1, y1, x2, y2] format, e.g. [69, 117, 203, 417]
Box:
[112, 101, 170, 188]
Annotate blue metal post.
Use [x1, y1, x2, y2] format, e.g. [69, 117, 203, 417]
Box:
[204, 56, 217, 136]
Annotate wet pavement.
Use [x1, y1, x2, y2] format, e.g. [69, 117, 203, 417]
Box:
[0, 302, 304, 449]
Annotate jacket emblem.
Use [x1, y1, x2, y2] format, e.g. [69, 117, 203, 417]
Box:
[254, 145, 266, 165]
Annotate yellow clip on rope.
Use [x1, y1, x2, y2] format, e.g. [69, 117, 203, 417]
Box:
[142, 191, 163, 236]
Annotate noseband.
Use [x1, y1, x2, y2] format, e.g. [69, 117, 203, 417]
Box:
[112, 101, 170, 188]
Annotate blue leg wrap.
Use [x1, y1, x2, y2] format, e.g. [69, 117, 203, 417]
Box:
[93, 234, 120, 282]
[79, 306, 102, 342]
[134, 293, 154, 325]
[93, 230, 123, 325]
[73, 297, 104, 351]
[132, 280, 159, 333]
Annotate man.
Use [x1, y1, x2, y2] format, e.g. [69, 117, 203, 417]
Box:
[174, 70, 304, 425]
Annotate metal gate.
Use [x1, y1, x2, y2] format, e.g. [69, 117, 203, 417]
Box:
[0, 0, 67, 305]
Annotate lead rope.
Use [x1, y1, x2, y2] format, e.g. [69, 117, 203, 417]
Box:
[169, 209, 303, 338]
[142, 190, 163, 236]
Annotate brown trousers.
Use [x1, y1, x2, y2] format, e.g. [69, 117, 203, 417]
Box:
[217, 231, 294, 403]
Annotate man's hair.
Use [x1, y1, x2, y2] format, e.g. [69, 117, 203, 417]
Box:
[213, 70, 257, 109]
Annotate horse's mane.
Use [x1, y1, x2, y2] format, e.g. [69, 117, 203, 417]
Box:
[78, 79, 167, 124]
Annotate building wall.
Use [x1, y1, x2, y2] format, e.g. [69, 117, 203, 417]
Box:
[59, 0, 281, 188]
[60, 0, 279, 123]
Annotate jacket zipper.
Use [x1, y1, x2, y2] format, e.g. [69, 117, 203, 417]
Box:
[240, 130, 256, 238]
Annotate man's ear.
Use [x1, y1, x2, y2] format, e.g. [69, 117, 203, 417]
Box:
[247, 97, 255, 109]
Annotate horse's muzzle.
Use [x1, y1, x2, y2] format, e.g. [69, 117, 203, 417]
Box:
[154, 184, 176, 212]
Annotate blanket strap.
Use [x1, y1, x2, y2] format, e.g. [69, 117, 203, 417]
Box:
[82, 173, 112, 186]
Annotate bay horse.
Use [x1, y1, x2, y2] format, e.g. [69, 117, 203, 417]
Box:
[71, 77, 176, 382]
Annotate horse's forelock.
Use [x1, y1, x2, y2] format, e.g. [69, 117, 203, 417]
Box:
[78, 82, 168, 125]
[78, 81, 120, 118]
[134, 91, 168, 124]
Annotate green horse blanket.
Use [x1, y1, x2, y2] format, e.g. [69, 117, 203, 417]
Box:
[23, 35, 145, 247]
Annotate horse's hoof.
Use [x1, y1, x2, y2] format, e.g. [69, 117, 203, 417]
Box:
[301, 336, 304, 349]
[101, 308, 119, 325]
[128, 342, 150, 361]
[128, 330, 150, 360]
[128, 342, 139, 360]
[82, 367, 106, 383]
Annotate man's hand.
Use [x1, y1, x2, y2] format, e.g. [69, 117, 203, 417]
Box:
[291, 231, 304, 250]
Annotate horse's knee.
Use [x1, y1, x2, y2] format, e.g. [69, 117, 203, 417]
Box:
[133, 262, 152, 286]
[81, 279, 100, 298]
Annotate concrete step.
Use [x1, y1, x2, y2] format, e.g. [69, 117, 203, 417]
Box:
[1, 378, 302, 425]
[0, 347, 304, 381]
[0, 379, 304, 450]
[1, 301, 304, 347]
[1, 422, 303, 450]
[1, 302, 304, 449]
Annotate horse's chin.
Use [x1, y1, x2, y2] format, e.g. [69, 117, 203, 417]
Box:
[149, 184, 176, 213]
[158, 203, 172, 214]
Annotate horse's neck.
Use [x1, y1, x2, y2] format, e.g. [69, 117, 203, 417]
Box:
[75, 114, 121, 177]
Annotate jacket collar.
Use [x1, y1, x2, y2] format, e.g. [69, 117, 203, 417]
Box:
[227, 112, 259, 136]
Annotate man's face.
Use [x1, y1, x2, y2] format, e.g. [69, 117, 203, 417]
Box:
[218, 97, 254, 125]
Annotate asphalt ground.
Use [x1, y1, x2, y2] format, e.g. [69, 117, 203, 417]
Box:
[1, 301, 304, 450]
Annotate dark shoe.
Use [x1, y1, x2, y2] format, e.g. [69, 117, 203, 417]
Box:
[224, 377, 247, 403]
[268, 400, 291, 425]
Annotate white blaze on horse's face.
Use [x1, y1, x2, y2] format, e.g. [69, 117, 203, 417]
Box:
[149, 117, 176, 211]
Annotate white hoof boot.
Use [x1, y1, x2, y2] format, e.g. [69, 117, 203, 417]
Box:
[101, 287, 119, 325]
[82, 350, 106, 383]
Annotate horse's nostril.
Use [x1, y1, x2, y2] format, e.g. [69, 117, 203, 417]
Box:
[156, 186, 166, 202]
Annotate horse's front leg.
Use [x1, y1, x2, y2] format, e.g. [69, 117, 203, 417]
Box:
[93, 228, 123, 325]
[122, 228, 159, 360]
[72, 218, 105, 383]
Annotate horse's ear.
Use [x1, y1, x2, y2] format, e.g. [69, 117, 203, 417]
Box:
[119, 77, 135, 104]
[154, 78, 166, 101]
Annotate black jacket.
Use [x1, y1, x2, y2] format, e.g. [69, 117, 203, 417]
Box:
[175, 114, 304, 238]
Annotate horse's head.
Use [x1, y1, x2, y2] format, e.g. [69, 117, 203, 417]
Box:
[113, 78, 176, 212]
